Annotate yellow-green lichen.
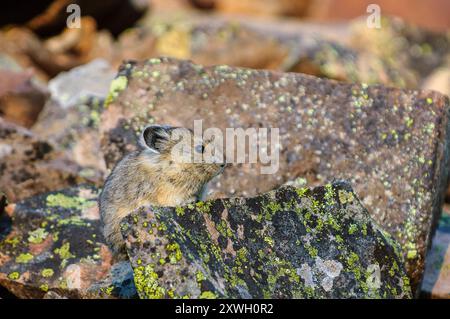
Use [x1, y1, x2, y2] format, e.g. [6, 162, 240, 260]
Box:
[101, 286, 114, 296]
[264, 201, 282, 221]
[54, 242, 75, 260]
[46, 193, 95, 210]
[264, 236, 274, 247]
[196, 271, 205, 283]
[105, 76, 128, 106]
[39, 284, 49, 292]
[166, 242, 182, 264]
[59, 279, 68, 289]
[57, 216, 88, 227]
[28, 228, 49, 244]
[8, 272, 20, 280]
[216, 220, 233, 238]
[199, 291, 217, 299]
[338, 190, 354, 205]
[134, 264, 165, 299]
[346, 252, 362, 280]
[41, 268, 54, 278]
[296, 187, 309, 197]
[195, 201, 212, 214]
[348, 224, 358, 235]
[175, 207, 185, 216]
[4, 236, 20, 247]
[361, 224, 368, 236]
[324, 183, 336, 206]
[404, 117, 414, 128]
[16, 253, 34, 263]
[305, 244, 318, 258]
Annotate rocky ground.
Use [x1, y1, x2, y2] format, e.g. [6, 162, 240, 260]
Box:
[0, 0, 449, 299]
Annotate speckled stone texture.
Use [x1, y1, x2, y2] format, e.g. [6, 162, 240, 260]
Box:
[0, 185, 113, 298]
[0, 118, 100, 203]
[122, 181, 412, 299]
[100, 58, 450, 293]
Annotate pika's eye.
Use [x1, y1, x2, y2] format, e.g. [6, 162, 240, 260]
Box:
[195, 145, 205, 154]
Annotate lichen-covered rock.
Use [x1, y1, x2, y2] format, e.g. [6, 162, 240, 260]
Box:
[0, 118, 101, 203]
[101, 58, 450, 293]
[122, 181, 411, 299]
[421, 206, 450, 299]
[0, 185, 113, 299]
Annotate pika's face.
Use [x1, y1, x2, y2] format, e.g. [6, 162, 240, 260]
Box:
[140, 125, 226, 186]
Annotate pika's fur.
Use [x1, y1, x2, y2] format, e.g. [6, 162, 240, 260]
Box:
[99, 125, 225, 258]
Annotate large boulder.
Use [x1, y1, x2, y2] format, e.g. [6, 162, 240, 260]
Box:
[121, 181, 412, 299]
[0, 185, 114, 298]
[100, 58, 450, 293]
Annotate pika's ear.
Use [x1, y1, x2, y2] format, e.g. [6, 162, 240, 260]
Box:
[139, 125, 172, 153]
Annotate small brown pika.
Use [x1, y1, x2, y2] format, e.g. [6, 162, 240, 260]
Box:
[99, 124, 226, 258]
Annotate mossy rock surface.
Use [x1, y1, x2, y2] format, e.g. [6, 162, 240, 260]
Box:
[0, 185, 120, 298]
[101, 58, 450, 293]
[122, 181, 412, 299]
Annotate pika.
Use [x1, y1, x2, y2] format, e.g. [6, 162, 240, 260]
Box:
[99, 124, 226, 258]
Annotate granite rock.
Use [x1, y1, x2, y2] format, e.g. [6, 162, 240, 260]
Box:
[0, 185, 113, 298]
[122, 182, 412, 299]
[0, 118, 99, 203]
[100, 58, 450, 293]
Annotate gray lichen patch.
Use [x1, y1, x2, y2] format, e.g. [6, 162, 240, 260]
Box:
[122, 181, 412, 299]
